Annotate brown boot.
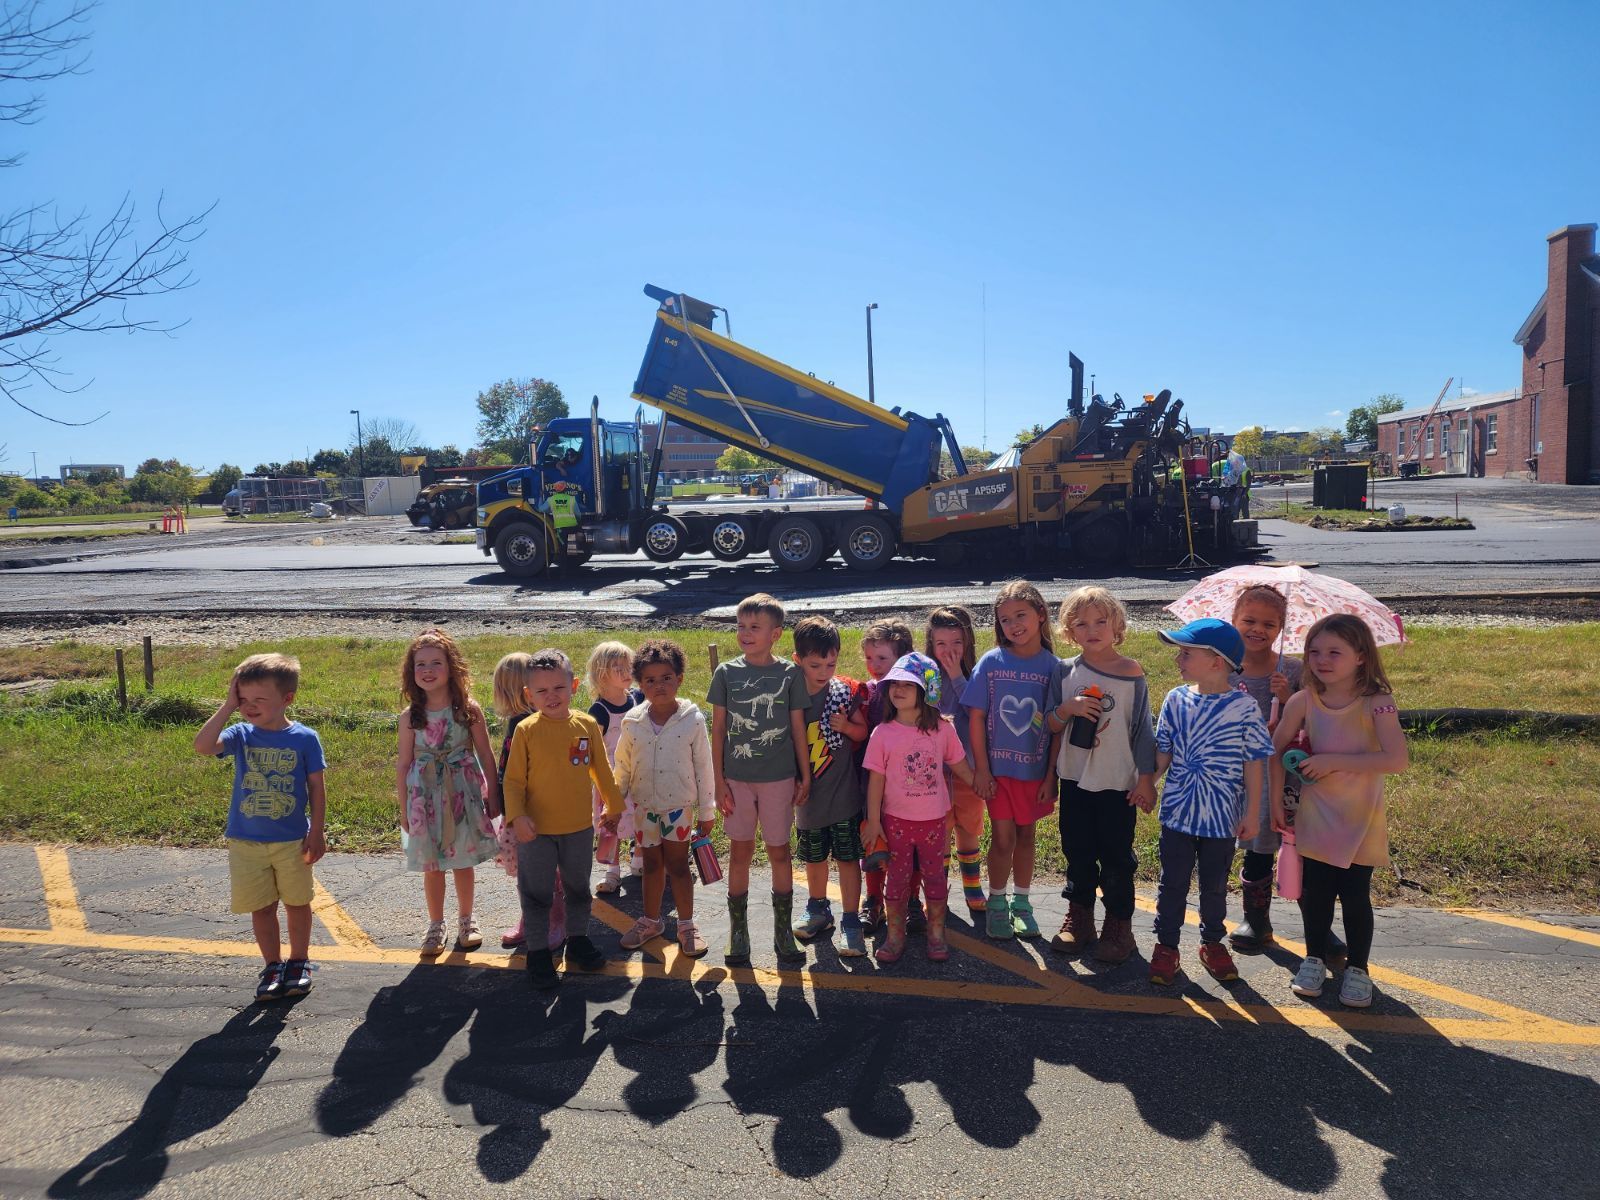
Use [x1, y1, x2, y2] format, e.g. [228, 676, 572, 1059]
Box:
[1050, 901, 1096, 954]
[925, 898, 950, 962]
[874, 903, 908, 963]
[1093, 914, 1136, 964]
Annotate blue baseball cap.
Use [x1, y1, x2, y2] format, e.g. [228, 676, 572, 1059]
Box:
[1157, 618, 1245, 671]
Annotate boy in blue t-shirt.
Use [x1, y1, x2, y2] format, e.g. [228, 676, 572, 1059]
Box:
[1149, 619, 1270, 988]
[194, 653, 327, 1001]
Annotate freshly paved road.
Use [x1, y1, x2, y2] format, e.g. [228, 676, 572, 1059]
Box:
[2, 845, 1598, 1199]
[2, 478, 1597, 623]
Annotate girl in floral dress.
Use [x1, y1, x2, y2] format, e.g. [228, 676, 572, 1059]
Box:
[397, 629, 501, 954]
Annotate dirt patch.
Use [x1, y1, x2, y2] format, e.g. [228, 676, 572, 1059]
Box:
[1304, 514, 1475, 532]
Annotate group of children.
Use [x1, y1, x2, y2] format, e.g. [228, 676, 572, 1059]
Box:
[199, 580, 1407, 1009]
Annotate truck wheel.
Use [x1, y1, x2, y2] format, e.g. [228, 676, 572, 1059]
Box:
[768, 515, 824, 572]
[838, 513, 895, 572]
[493, 521, 549, 577]
[642, 514, 689, 562]
[708, 518, 753, 561]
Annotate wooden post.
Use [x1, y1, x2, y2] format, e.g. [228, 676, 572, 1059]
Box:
[142, 636, 154, 691]
[115, 649, 128, 711]
[708, 644, 719, 673]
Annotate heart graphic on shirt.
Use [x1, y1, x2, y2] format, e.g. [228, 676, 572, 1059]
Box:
[998, 695, 1040, 738]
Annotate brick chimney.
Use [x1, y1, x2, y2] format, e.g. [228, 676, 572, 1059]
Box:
[1527, 224, 1597, 483]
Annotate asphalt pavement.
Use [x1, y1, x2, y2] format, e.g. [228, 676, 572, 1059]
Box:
[1, 478, 1598, 623]
[2, 844, 1599, 1199]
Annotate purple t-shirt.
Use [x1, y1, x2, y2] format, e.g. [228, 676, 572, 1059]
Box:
[960, 647, 1063, 781]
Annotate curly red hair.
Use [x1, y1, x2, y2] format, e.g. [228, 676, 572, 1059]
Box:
[401, 629, 477, 731]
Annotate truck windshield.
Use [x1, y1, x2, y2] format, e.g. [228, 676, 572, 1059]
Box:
[539, 434, 584, 467]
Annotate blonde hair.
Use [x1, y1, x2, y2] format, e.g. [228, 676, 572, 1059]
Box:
[992, 579, 1053, 652]
[235, 652, 300, 696]
[491, 652, 538, 719]
[1056, 587, 1128, 647]
[585, 641, 634, 696]
[1303, 614, 1394, 698]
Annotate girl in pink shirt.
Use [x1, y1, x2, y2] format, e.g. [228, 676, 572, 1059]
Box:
[861, 652, 975, 964]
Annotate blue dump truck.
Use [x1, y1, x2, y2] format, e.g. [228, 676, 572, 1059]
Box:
[474, 285, 1249, 577]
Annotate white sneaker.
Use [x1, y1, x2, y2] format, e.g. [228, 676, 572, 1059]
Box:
[456, 914, 483, 951]
[1339, 965, 1374, 1008]
[1291, 955, 1327, 998]
[420, 920, 447, 956]
[595, 867, 622, 895]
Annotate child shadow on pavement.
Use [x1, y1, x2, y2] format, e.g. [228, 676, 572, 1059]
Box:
[49, 1001, 298, 1199]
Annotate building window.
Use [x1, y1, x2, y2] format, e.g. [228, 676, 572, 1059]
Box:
[1424, 423, 1434, 458]
[1531, 394, 1541, 455]
[1442, 422, 1451, 457]
[1486, 414, 1498, 453]
[1397, 426, 1406, 456]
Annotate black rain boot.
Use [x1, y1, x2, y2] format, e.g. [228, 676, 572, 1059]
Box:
[1229, 873, 1275, 954]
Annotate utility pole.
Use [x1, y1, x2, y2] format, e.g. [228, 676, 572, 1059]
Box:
[30, 450, 38, 479]
[865, 303, 878, 405]
[350, 409, 365, 478]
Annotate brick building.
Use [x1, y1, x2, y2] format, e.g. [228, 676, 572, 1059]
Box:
[638, 421, 729, 481]
[1377, 224, 1598, 483]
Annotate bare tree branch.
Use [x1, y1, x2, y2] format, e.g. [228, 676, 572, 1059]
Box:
[0, 1, 209, 426]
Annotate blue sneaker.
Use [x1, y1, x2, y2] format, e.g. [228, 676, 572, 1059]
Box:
[794, 899, 835, 943]
[255, 961, 285, 1002]
[838, 913, 867, 957]
[280, 959, 314, 997]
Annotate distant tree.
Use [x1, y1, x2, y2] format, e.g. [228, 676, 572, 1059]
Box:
[279, 459, 310, 477]
[126, 460, 199, 505]
[1298, 427, 1344, 455]
[434, 444, 464, 468]
[1261, 435, 1298, 457]
[135, 457, 179, 476]
[939, 444, 997, 476]
[199, 463, 240, 503]
[251, 462, 282, 477]
[1345, 394, 1405, 445]
[309, 447, 349, 475]
[715, 446, 781, 475]
[355, 416, 420, 455]
[1, 1, 210, 425]
[82, 467, 117, 485]
[1231, 426, 1265, 459]
[477, 449, 512, 467]
[13, 482, 54, 509]
[474, 378, 567, 461]
[1012, 423, 1047, 447]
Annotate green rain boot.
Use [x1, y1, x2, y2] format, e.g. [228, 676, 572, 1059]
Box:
[772, 891, 807, 964]
[726, 892, 752, 964]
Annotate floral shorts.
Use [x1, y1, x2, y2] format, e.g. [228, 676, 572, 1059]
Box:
[636, 805, 695, 849]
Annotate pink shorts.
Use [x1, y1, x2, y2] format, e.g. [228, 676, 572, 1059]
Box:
[723, 778, 796, 846]
[987, 774, 1056, 827]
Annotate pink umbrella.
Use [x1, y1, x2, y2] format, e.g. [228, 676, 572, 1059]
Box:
[1165, 564, 1406, 655]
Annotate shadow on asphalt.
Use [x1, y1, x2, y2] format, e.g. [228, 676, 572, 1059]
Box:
[47, 999, 303, 1199]
[43, 958, 1600, 1196]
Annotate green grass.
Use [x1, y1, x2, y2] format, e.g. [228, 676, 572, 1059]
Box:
[5, 506, 221, 527]
[1257, 501, 1472, 530]
[3, 625, 1598, 904]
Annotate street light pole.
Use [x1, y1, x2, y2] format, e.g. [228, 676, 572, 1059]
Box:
[866, 303, 878, 405]
[350, 409, 365, 478]
[31, 450, 38, 480]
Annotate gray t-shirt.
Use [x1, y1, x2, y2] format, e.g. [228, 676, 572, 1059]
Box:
[796, 680, 864, 830]
[1229, 657, 1305, 722]
[707, 656, 809, 783]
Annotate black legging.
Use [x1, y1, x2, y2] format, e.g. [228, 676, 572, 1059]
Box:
[1298, 856, 1375, 971]
[1242, 850, 1275, 881]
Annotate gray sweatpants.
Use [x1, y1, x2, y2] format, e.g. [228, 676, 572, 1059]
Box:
[517, 830, 593, 951]
[1153, 824, 1234, 948]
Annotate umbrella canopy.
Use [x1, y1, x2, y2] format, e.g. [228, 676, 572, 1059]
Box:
[1165, 564, 1405, 655]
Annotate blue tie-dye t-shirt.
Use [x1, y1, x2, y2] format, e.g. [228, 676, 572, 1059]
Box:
[1155, 686, 1272, 838]
[960, 647, 1063, 782]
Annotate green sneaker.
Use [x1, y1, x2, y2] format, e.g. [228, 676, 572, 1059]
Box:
[1010, 895, 1041, 939]
[726, 892, 752, 963]
[986, 895, 1014, 939]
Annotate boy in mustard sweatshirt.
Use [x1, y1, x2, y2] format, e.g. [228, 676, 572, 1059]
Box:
[504, 647, 624, 988]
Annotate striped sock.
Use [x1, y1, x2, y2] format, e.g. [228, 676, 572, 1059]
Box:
[957, 850, 985, 905]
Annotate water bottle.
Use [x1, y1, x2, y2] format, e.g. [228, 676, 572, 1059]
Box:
[1277, 830, 1302, 900]
[595, 824, 620, 866]
[1069, 686, 1104, 750]
[691, 834, 723, 885]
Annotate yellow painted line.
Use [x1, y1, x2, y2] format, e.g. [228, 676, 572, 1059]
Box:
[310, 880, 376, 950]
[2, 923, 1597, 1046]
[1449, 909, 1600, 950]
[35, 846, 87, 934]
[1130, 894, 1592, 1039]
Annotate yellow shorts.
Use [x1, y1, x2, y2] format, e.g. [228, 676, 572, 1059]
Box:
[228, 837, 314, 913]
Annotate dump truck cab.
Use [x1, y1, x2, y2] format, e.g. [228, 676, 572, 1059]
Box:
[474, 403, 649, 576]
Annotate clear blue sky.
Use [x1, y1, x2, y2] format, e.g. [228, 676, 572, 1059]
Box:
[9, 1, 1600, 477]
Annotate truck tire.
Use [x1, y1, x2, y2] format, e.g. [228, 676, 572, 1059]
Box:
[493, 521, 549, 577]
[838, 513, 895, 572]
[708, 517, 753, 562]
[768, 515, 824, 572]
[642, 514, 689, 562]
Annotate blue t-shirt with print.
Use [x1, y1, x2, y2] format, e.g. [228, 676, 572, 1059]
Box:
[960, 647, 1063, 782]
[1155, 687, 1272, 838]
[219, 721, 326, 842]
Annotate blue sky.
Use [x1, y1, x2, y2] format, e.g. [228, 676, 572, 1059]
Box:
[8, 1, 1599, 476]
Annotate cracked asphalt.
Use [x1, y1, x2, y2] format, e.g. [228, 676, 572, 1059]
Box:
[2, 846, 1599, 1199]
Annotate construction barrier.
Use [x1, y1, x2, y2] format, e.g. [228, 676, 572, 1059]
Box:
[160, 507, 187, 534]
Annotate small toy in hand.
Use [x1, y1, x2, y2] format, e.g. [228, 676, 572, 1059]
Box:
[1282, 748, 1311, 782]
